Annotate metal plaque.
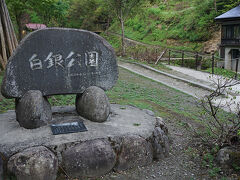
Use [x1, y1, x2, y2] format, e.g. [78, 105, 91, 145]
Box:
[51, 121, 87, 135]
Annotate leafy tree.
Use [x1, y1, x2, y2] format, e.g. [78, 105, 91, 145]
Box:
[217, 0, 240, 14]
[105, 0, 142, 56]
[6, 0, 69, 40]
[67, 0, 109, 30]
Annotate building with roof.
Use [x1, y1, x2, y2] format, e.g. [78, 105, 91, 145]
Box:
[215, 5, 240, 71]
[25, 23, 47, 30]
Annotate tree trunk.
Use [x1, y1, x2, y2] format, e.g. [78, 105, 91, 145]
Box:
[15, 12, 29, 40]
[120, 9, 125, 57]
[16, 14, 23, 40]
[214, 0, 217, 12]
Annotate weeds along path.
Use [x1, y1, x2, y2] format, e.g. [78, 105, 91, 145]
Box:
[118, 60, 212, 99]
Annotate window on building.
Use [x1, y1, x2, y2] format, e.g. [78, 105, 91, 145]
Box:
[234, 25, 240, 39]
[222, 25, 240, 39]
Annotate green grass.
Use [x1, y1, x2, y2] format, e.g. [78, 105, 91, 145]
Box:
[204, 67, 239, 79]
[106, 67, 202, 121]
[0, 71, 15, 113]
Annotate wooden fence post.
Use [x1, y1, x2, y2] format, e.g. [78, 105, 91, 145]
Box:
[168, 50, 171, 65]
[235, 58, 239, 80]
[181, 51, 184, 67]
[195, 52, 198, 70]
[212, 54, 214, 74]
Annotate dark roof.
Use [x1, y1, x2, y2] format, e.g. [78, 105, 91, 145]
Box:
[215, 5, 240, 21]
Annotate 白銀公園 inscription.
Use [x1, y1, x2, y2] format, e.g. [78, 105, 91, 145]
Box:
[1, 28, 118, 98]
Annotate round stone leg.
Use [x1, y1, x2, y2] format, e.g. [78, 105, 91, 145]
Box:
[62, 139, 116, 178]
[75, 86, 110, 122]
[16, 90, 52, 129]
[8, 146, 58, 180]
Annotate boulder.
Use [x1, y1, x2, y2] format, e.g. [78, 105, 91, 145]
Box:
[16, 90, 52, 129]
[217, 146, 240, 168]
[62, 139, 116, 178]
[76, 86, 110, 122]
[8, 146, 58, 180]
[114, 135, 153, 171]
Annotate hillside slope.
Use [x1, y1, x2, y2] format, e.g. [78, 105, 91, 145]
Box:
[108, 0, 220, 52]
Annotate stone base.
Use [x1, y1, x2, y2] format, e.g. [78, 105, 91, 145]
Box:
[0, 105, 169, 179]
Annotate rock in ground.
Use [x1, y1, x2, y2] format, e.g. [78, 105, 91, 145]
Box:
[217, 146, 240, 168]
[76, 86, 110, 122]
[114, 135, 153, 171]
[7, 146, 58, 180]
[151, 127, 170, 160]
[16, 90, 52, 129]
[62, 139, 116, 178]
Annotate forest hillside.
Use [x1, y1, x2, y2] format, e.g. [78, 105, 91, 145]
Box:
[5, 0, 240, 53]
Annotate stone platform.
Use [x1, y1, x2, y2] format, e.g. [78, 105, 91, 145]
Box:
[0, 104, 169, 179]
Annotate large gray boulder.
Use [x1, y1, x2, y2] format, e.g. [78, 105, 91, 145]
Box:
[114, 135, 153, 171]
[16, 90, 52, 129]
[76, 86, 110, 122]
[62, 139, 116, 178]
[7, 146, 58, 180]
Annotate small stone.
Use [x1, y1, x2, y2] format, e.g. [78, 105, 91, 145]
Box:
[62, 139, 116, 178]
[15, 90, 52, 129]
[76, 86, 110, 122]
[114, 135, 153, 171]
[8, 146, 58, 180]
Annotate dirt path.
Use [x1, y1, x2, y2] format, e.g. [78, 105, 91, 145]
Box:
[101, 120, 208, 180]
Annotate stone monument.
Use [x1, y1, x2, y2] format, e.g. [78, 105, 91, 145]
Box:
[0, 28, 170, 180]
[1, 28, 118, 128]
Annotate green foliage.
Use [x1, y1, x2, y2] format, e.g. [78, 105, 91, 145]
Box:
[105, 0, 217, 52]
[6, 0, 70, 39]
[201, 151, 221, 177]
[6, 0, 69, 25]
[66, 0, 109, 30]
[217, 0, 240, 14]
[204, 67, 239, 79]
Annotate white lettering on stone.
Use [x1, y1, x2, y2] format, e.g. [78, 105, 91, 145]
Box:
[66, 52, 82, 68]
[29, 54, 43, 70]
[66, 51, 76, 68]
[45, 52, 64, 69]
[29, 50, 99, 71]
[85, 51, 98, 67]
